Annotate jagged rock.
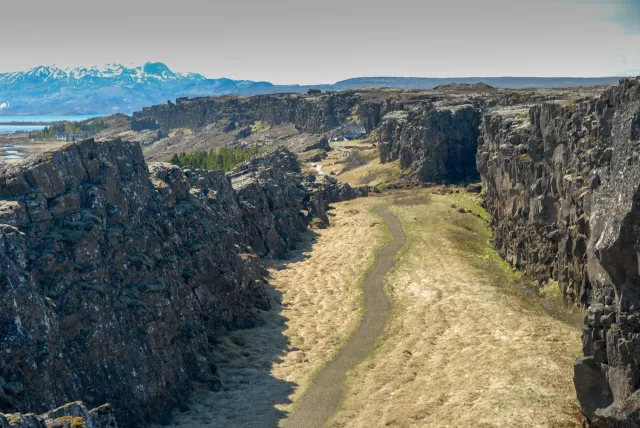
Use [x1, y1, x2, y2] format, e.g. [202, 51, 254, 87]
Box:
[379, 104, 481, 182]
[129, 88, 575, 183]
[0, 402, 117, 428]
[0, 139, 366, 427]
[230, 149, 309, 258]
[228, 148, 368, 257]
[466, 183, 482, 194]
[234, 126, 252, 140]
[130, 117, 158, 132]
[477, 77, 640, 427]
[132, 92, 363, 135]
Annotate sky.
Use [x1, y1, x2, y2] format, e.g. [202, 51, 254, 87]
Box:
[1, 0, 639, 84]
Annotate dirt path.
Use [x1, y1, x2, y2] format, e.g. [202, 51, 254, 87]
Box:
[282, 206, 406, 428]
[328, 191, 583, 427]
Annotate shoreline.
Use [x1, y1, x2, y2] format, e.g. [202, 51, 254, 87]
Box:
[0, 121, 58, 126]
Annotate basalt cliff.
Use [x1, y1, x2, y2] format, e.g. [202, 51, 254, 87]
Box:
[478, 77, 640, 426]
[0, 138, 363, 427]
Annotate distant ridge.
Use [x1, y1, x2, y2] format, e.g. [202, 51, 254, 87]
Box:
[325, 76, 624, 90]
[0, 62, 626, 115]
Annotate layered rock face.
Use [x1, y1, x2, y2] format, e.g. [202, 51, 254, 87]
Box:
[379, 104, 482, 182]
[477, 77, 640, 426]
[0, 139, 360, 426]
[131, 92, 363, 135]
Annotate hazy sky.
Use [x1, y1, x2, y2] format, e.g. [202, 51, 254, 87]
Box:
[2, 0, 639, 83]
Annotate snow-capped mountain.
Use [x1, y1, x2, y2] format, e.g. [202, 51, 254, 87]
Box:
[0, 62, 274, 115]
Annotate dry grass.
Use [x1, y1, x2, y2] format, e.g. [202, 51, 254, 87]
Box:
[444, 192, 586, 330]
[168, 127, 193, 138]
[313, 139, 403, 188]
[155, 198, 389, 427]
[342, 151, 368, 171]
[391, 190, 433, 206]
[328, 190, 583, 428]
[339, 158, 402, 187]
[250, 120, 271, 133]
[268, 199, 390, 411]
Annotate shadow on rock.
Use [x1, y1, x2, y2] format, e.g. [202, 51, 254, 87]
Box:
[161, 232, 319, 428]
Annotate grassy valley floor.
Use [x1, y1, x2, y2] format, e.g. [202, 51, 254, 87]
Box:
[328, 190, 583, 428]
[158, 188, 583, 428]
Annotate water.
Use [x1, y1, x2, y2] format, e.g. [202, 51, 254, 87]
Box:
[0, 115, 99, 134]
[0, 125, 48, 133]
[0, 115, 98, 123]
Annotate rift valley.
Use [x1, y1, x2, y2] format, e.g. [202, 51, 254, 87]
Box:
[1, 78, 640, 428]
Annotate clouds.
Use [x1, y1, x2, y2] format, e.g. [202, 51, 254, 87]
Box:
[617, 0, 640, 33]
[1, 0, 638, 83]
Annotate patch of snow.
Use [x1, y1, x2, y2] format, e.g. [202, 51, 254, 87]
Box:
[1, 62, 211, 86]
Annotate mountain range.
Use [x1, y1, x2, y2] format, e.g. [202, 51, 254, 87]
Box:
[0, 62, 626, 116]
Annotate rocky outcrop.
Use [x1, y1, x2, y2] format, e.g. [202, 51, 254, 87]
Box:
[0, 139, 365, 427]
[477, 77, 640, 426]
[433, 82, 496, 91]
[379, 104, 482, 182]
[1, 402, 117, 428]
[231, 148, 320, 258]
[131, 92, 363, 136]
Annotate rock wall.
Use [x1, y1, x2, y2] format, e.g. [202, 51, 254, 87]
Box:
[131, 92, 363, 135]
[378, 104, 482, 182]
[477, 77, 640, 426]
[0, 139, 362, 427]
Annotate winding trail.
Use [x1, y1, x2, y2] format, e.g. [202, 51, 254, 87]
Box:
[282, 205, 406, 428]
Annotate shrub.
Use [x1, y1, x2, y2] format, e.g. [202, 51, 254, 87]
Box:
[169, 145, 260, 171]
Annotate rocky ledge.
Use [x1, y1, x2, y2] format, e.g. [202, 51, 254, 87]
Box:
[477, 77, 640, 427]
[0, 139, 365, 427]
[1, 402, 116, 428]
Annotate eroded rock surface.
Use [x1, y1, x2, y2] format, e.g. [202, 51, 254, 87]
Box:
[477, 77, 640, 426]
[1, 402, 117, 428]
[379, 104, 481, 182]
[0, 139, 364, 427]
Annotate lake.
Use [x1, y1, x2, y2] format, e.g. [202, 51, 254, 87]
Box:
[0, 115, 99, 134]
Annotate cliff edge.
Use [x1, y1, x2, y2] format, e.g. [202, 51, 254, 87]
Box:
[0, 139, 364, 426]
[478, 77, 640, 426]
